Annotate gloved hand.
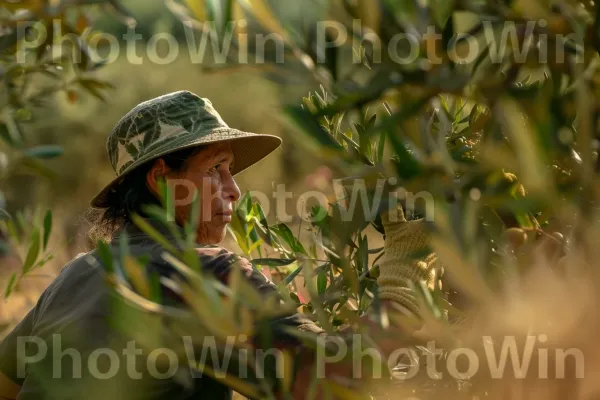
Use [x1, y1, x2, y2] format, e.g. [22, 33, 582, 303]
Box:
[376, 204, 439, 319]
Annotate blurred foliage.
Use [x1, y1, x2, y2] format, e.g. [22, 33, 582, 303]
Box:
[3, 0, 600, 398]
[0, 1, 130, 317]
[162, 0, 600, 398]
[0, 208, 54, 297]
[0, 0, 131, 150]
[167, 0, 597, 296]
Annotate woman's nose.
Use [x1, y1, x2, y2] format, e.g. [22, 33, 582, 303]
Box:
[223, 172, 241, 202]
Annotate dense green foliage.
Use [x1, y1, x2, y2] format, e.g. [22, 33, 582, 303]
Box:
[3, 0, 600, 398]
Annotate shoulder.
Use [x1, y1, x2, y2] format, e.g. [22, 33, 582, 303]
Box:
[39, 251, 103, 303]
[14, 250, 110, 341]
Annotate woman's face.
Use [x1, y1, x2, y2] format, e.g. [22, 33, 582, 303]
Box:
[149, 142, 241, 244]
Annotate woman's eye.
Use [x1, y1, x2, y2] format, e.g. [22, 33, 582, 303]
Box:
[209, 164, 220, 172]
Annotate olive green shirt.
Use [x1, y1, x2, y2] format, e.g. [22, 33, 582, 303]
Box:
[0, 220, 323, 399]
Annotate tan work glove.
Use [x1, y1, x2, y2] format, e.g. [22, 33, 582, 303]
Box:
[376, 204, 439, 319]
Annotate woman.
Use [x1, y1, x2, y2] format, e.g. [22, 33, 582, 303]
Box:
[0, 91, 436, 399]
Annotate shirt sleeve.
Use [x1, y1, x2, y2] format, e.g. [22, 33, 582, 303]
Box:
[0, 306, 36, 387]
[0, 278, 54, 389]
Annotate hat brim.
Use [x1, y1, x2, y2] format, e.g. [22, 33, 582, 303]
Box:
[90, 129, 282, 208]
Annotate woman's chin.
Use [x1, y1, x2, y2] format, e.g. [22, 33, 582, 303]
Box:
[197, 228, 227, 245]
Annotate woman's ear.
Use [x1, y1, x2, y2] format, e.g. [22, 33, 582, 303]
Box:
[146, 159, 170, 196]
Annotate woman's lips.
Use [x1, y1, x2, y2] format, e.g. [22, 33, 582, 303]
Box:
[216, 211, 232, 222]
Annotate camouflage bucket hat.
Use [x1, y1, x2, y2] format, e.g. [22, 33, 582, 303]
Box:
[90, 90, 282, 208]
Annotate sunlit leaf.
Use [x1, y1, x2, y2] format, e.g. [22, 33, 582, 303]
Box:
[19, 157, 56, 180]
[184, 0, 208, 21]
[281, 265, 303, 286]
[77, 78, 113, 102]
[124, 255, 151, 299]
[271, 223, 307, 255]
[96, 239, 114, 273]
[131, 213, 179, 255]
[283, 105, 344, 152]
[4, 272, 17, 299]
[431, 0, 455, 28]
[42, 209, 52, 250]
[22, 228, 40, 274]
[317, 269, 327, 294]
[251, 257, 296, 268]
[239, 0, 288, 38]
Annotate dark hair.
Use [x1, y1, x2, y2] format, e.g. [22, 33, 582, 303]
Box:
[86, 146, 205, 244]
